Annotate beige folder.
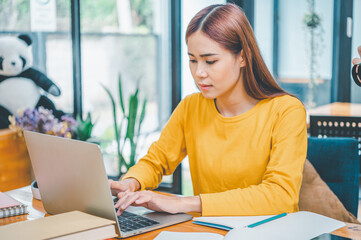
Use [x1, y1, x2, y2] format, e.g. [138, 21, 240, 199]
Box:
[0, 210, 118, 240]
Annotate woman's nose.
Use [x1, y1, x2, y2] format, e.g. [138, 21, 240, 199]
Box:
[196, 65, 207, 78]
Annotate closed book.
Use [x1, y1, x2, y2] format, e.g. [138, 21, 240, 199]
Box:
[0, 210, 118, 240]
[0, 192, 28, 218]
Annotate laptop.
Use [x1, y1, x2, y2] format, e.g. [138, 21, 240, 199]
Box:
[23, 130, 193, 238]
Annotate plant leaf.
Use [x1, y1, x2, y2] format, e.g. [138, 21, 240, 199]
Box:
[126, 90, 139, 141]
[118, 74, 126, 116]
[138, 99, 147, 131]
[129, 140, 136, 167]
[101, 83, 120, 154]
[86, 112, 92, 122]
[75, 113, 94, 141]
[118, 153, 128, 174]
[132, 99, 147, 165]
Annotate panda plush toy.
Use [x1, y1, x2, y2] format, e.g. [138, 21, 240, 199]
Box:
[0, 34, 64, 129]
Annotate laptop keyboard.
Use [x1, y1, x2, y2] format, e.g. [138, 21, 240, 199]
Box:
[117, 211, 159, 233]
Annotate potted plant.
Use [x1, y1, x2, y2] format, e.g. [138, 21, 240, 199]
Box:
[75, 112, 96, 142]
[9, 107, 78, 139]
[102, 75, 147, 178]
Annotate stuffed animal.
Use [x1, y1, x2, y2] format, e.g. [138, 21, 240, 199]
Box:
[0, 34, 64, 129]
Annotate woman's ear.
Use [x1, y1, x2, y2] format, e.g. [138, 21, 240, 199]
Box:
[238, 50, 246, 68]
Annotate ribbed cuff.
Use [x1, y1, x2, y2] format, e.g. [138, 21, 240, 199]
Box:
[199, 193, 221, 216]
[122, 171, 146, 191]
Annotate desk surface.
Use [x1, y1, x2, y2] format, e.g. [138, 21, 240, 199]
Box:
[308, 102, 361, 117]
[2, 186, 361, 239]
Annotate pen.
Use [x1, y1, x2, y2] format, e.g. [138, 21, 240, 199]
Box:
[246, 212, 287, 228]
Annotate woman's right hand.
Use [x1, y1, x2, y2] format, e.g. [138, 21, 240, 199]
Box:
[352, 46, 361, 65]
[108, 178, 141, 196]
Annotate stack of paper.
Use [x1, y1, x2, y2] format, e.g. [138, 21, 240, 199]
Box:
[155, 231, 223, 240]
[155, 211, 346, 240]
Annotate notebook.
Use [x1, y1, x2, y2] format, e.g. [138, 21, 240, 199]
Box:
[0, 192, 28, 218]
[190, 211, 346, 240]
[0, 210, 117, 240]
[155, 211, 345, 240]
[155, 212, 346, 240]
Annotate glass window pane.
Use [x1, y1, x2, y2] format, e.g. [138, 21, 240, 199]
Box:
[277, 0, 334, 109]
[0, 1, 30, 31]
[254, 0, 274, 73]
[0, 1, 70, 31]
[46, 33, 73, 113]
[81, 0, 171, 177]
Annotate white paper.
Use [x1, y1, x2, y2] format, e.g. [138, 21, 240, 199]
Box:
[30, 0, 57, 32]
[223, 211, 345, 240]
[154, 231, 224, 240]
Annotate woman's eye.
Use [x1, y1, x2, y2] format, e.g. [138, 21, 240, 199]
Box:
[206, 60, 216, 64]
[189, 59, 197, 63]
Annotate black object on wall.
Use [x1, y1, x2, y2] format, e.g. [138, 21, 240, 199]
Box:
[352, 63, 361, 87]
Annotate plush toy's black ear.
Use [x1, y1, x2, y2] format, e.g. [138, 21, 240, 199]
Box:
[18, 34, 32, 46]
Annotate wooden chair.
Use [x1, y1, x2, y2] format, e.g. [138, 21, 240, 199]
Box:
[0, 129, 32, 191]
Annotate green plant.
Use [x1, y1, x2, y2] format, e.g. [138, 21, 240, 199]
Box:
[302, 0, 325, 108]
[102, 75, 147, 175]
[75, 112, 95, 141]
[303, 12, 321, 29]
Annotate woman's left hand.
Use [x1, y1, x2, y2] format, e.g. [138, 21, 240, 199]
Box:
[114, 191, 201, 216]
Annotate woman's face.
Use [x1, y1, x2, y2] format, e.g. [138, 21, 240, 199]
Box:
[187, 30, 245, 99]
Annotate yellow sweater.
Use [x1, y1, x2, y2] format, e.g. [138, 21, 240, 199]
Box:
[123, 93, 307, 216]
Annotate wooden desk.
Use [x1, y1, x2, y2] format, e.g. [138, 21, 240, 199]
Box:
[2, 186, 361, 239]
[307, 102, 361, 122]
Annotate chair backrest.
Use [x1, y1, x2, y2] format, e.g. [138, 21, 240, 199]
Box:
[307, 137, 359, 217]
[309, 115, 361, 156]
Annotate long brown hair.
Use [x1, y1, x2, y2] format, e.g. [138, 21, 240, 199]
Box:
[186, 3, 288, 99]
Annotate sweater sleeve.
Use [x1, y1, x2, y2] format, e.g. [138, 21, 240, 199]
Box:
[199, 101, 307, 216]
[122, 97, 188, 191]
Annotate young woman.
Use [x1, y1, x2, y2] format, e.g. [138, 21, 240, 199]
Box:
[109, 3, 307, 216]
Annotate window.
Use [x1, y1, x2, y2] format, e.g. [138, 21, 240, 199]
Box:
[0, 0, 173, 184]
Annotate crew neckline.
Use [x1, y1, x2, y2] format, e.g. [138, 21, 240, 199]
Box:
[209, 97, 268, 122]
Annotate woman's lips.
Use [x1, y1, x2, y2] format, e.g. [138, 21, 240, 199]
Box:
[199, 84, 212, 90]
